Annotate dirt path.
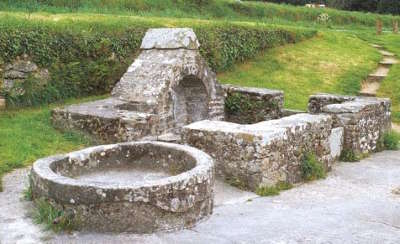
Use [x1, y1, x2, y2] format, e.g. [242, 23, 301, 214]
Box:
[1, 151, 400, 243]
[360, 45, 397, 97]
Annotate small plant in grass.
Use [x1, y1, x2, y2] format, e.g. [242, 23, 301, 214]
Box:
[33, 198, 77, 233]
[301, 153, 326, 181]
[23, 185, 33, 201]
[256, 181, 293, 197]
[340, 149, 360, 162]
[23, 174, 33, 201]
[383, 131, 400, 150]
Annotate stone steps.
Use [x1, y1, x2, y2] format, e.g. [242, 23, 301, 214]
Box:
[359, 44, 398, 97]
[378, 49, 395, 57]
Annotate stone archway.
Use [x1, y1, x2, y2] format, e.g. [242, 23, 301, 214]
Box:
[172, 75, 209, 128]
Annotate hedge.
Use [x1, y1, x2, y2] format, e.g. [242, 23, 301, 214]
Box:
[0, 15, 316, 106]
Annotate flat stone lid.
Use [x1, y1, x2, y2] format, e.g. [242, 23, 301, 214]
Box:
[140, 28, 200, 50]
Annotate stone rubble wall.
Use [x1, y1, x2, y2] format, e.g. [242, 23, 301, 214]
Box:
[0, 55, 49, 95]
[182, 114, 338, 191]
[223, 84, 284, 124]
[308, 94, 391, 156]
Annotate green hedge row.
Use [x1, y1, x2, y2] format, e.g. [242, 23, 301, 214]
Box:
[0, 15, 315, 106]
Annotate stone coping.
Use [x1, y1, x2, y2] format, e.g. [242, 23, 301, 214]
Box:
[140, 28, 200, 50]
[222, 84, 284, 96]
[184, 113, 331, 143]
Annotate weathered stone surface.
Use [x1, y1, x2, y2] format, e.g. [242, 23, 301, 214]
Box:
[30, 141, 214, 233]
[329, 127, 344, 160]
[140, 28, 200, 50]
[53, 28, 224, 142]
[0, 57, 48, 93]
[223, 84, 284, 124]
[309, 94, 391, 156]
[182, 114, 339, 191]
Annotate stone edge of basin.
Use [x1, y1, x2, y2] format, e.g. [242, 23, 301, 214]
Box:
[30, 141, 215, 233]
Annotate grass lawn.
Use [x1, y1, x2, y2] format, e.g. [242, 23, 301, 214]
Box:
[0, 96, 105, 191]
[218, 31, 381, 110]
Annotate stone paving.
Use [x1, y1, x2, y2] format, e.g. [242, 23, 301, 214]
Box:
[1, 151, 400, 243]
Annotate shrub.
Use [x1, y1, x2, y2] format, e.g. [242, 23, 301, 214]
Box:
[378, 0, 400, 15]
[301, 153, 326, 181]
[339, 149, 360, 162]
[383, 131, 400, 150]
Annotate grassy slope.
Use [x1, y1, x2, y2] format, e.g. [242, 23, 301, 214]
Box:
[2, 0, 399, 29]
[0, 96, 105, 191]
[218, 31, 380, 110]
[372, 35, 400, 123]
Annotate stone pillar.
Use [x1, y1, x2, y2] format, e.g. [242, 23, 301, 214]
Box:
[376, 19, 383, 35]
[393, 20, 399, 34]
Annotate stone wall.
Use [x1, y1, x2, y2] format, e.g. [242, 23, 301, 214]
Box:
[308, 94, 391, 156]
[223, 84, 284, 124]
[182, 114, 339, 191]
[0, 55, 49, 96]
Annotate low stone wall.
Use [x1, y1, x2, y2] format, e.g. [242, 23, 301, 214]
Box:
[223, 84, 283, 124]
[308, 94, 391, 156]
[182, 114, 339, 191]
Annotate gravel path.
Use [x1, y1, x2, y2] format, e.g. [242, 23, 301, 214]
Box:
[1, 151, 400, 244]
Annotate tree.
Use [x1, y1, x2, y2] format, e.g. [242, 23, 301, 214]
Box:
[378, 0, 400, 15]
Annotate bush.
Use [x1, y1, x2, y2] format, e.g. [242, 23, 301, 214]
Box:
[339, 149, 360, 162]
[378, 0, 400, 15]
[383, 131, 400, 150]
[301, 152, 326, 181]
[0, 15, 314, 107]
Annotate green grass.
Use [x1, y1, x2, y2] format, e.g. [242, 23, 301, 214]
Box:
[256, 181, 293, 196]
[0, 96, 104, 191]
[383, 131, 400, 150]
[218, 31, 380, 110]
[33, 198, 77, 232]
[2, 0, 399, 30]
[301, 153, 326, 181]
[360, 34, 400, 123]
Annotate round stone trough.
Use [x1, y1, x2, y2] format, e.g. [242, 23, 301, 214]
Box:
[30, 141, 214, 233]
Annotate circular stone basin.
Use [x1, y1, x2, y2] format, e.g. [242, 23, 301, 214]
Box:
[31, 141, 214, 233]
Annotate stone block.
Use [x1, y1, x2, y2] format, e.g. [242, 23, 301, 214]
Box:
[223, 84, 284, 124]
[308, 94, 391, 156]
[140, 28, 200, 50]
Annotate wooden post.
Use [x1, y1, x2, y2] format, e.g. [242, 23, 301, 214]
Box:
[376, 19, 383, 35]
[393, 20, 399, 34]
[0, 96, 5, 110]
